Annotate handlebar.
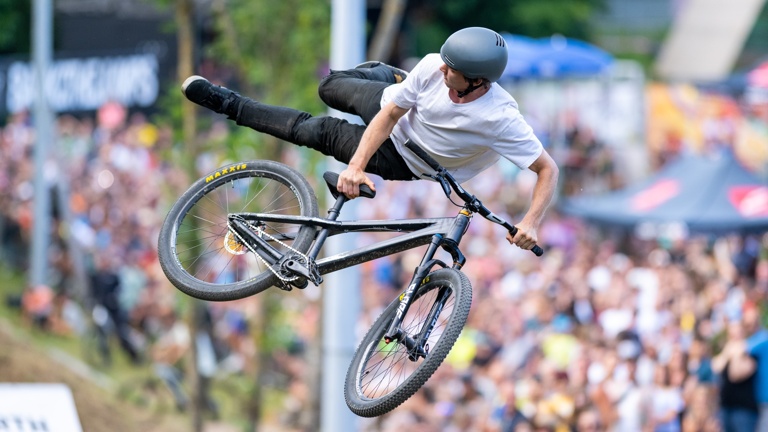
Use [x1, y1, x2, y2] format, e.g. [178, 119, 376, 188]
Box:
[405, 140, 442, 172]
[404, 140, 544, 257]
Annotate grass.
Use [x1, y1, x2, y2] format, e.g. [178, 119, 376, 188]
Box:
[0, 265, 229, 431]
[0, 263, 300, 432]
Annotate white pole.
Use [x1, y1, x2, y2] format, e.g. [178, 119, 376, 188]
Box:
[322, 0, 365, 430]
[30, 0, 53, 287]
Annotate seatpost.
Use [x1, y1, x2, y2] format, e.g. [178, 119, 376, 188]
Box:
[307, 195, 347, 259]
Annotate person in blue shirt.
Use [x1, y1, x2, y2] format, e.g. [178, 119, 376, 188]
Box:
[745, 305, 768, 431]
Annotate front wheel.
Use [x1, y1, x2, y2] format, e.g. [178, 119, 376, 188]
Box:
[158, 160, 319, 301]
[344, 268, 472, 417]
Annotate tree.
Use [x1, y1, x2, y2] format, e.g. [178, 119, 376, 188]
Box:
[368, 0, 408, 62]
[196, 2, 332, 430]
[207, 0, 330, 112]
[394, 0, 606, 61]
[0, 0, 31, 54]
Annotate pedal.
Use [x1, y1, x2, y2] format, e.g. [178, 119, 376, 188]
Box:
[276, 280, 294, 291]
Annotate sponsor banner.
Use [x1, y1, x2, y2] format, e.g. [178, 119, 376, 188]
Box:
[0, 53, 159, 117]
[0, 383, 83, 432]
[729, 185, 768, 217]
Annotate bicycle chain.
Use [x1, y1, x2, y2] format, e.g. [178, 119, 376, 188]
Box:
[226, 219, 310, 287]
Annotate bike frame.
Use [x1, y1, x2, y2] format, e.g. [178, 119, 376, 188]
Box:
[226, 140, 541, 359]
[233, 212, 463, 275]
[230, 196, 474, 359]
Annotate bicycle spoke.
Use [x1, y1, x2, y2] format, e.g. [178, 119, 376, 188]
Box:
[172, 172, 305, 287]
[357, 284, 455, 400]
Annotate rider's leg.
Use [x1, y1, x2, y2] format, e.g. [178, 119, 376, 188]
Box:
[317, 75, 387, 125]
[235, 102, 415, 180]
[317, 63, 407, 125]
[182, 76, 416, 181]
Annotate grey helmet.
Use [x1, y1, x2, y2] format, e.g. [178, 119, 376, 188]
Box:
[440, 27, 508, 83]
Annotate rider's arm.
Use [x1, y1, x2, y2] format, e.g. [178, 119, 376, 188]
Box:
[337, 101, 409, 198]
[507, 149, 559, 250]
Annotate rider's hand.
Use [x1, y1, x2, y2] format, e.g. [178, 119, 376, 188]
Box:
[506, 220, 538, 251]
[337, 166, 376, 199]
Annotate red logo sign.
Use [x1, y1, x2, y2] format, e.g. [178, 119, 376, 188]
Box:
[728, 186, 768, 217]
[631, 179, 680, 212]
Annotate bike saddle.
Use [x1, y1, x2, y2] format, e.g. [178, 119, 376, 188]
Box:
[323, 172, 376, 199]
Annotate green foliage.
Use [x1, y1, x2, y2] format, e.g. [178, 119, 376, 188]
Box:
[510, 0, 604, 40]
[407, 0, 606, 56]
[207, 0, 331, 114]
[196, 0, 332, 167]
[153, 78, 185, 140]
[0, 0, 31, 54]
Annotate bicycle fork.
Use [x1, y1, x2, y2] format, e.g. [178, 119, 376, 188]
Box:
[383, 212, 469, 361]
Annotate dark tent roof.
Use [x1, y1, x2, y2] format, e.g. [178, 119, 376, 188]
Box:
[560, 151, 768, 233]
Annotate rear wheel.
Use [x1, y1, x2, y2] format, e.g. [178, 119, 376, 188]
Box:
[158, 160, 318, 301]
[344, 268, 472, 417]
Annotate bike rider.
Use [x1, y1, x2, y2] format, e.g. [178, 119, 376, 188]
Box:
[182, 26, 559, 252]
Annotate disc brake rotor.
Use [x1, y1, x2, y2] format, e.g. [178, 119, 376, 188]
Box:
[223, 230, 248, 255]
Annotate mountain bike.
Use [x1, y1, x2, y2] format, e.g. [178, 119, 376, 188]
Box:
[157, 140, 543, 417]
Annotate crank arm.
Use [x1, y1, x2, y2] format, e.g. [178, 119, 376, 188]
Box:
[281, 256, 323, 287]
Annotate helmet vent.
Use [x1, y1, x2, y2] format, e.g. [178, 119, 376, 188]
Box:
[443, 54, 455, 67]
[495, 34, 506, 47]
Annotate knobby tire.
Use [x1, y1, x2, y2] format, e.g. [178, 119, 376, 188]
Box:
[158, 160, 318, 301]
[344, 268, 472, 417]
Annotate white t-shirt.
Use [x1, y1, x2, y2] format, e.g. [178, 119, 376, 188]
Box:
[381, 53, 543, 184]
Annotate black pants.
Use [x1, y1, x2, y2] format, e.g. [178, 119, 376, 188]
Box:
[233, 68, 417, 181]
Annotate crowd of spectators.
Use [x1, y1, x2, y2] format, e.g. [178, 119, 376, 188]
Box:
[1, 100, 768, 432]
[0, 104, 269, 416]
[351, 160, 768, 432]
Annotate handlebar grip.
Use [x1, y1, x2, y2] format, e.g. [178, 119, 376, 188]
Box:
[404, 140, 442, 171]
[322, 171, 376, 199]
[508, 225, 544, 256]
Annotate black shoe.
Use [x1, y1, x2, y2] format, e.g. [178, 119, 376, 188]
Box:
[355, 61, 408, 83]
[182, 75, 243, 119]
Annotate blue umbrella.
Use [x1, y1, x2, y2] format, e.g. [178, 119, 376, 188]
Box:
[502, 33, 614, 80]
[560, 151, 768, 233]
